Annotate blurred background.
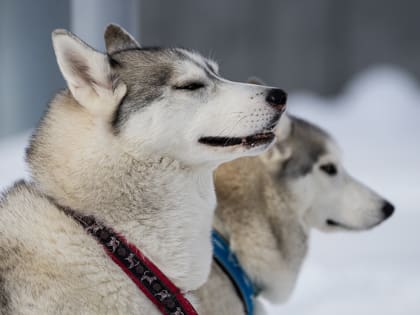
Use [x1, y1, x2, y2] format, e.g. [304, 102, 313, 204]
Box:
[1, 0, 420, 137]
[0, 1, 419, 314]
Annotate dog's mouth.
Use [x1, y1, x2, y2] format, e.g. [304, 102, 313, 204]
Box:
[326, 219, 381, 231]
[326, 219, 355, 230]
[199, 113, 282, 149]
[199, 131, 275, 148]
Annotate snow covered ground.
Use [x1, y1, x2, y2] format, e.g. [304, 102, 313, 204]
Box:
[0, 66, 419, 314]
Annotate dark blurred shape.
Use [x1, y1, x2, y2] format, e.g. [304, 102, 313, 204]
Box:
[382, 201, 395, 219]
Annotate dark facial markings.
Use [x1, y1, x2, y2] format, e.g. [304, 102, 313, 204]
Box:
[109, 47, 219, 132]
[176, 49, 219, 81]
[277, 117, 329, 179]
[109, 48, 174, 131]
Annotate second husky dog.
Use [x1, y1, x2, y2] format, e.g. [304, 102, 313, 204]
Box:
[197, 114, 394, 315]
[0, 26, 286, 314]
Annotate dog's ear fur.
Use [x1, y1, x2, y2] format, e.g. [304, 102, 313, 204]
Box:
[104, 24, 140, 55]
[52, 29, 126, 117]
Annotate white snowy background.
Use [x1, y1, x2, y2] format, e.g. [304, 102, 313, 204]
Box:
[0, 67, 419, 314]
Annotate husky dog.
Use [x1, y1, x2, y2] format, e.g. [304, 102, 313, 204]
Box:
[197, 114, 394, 315]
[0, 25, 286, 314]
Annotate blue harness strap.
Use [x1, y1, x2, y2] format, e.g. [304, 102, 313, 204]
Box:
[211, 230, 256, 315]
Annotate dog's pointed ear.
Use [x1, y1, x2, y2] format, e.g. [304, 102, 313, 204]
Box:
[104, 24, 140, 55]
[260, 115, 293, 171]
[274, 114, 292, 142]
[52, 29, 126, 116]
[260, 141, 292, 173]
[247, 76, 266, 86]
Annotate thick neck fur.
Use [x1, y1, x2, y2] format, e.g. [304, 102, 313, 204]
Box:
[213, 157, 309, 303]
[27, 91, 216, 291]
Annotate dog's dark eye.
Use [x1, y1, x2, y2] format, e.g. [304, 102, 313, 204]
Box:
[320, 163, 337, 176]
[175, 82, 205, 91]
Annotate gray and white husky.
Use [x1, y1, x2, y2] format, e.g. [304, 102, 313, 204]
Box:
[197, 113, 394, 315]
[0, 25, 286, 314]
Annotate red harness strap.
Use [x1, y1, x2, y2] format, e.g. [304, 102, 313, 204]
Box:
[62, 207, 198, 315]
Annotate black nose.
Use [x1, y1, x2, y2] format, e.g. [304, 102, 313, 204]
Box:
[382, 201, 395, 219]
[266, 88, 287, 112]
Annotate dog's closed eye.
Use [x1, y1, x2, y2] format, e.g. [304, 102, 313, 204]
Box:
[174, 82, 205, 91]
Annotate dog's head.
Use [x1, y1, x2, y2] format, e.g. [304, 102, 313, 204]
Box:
[262, 115, 394, 232]
[51, 24, 286, 167]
